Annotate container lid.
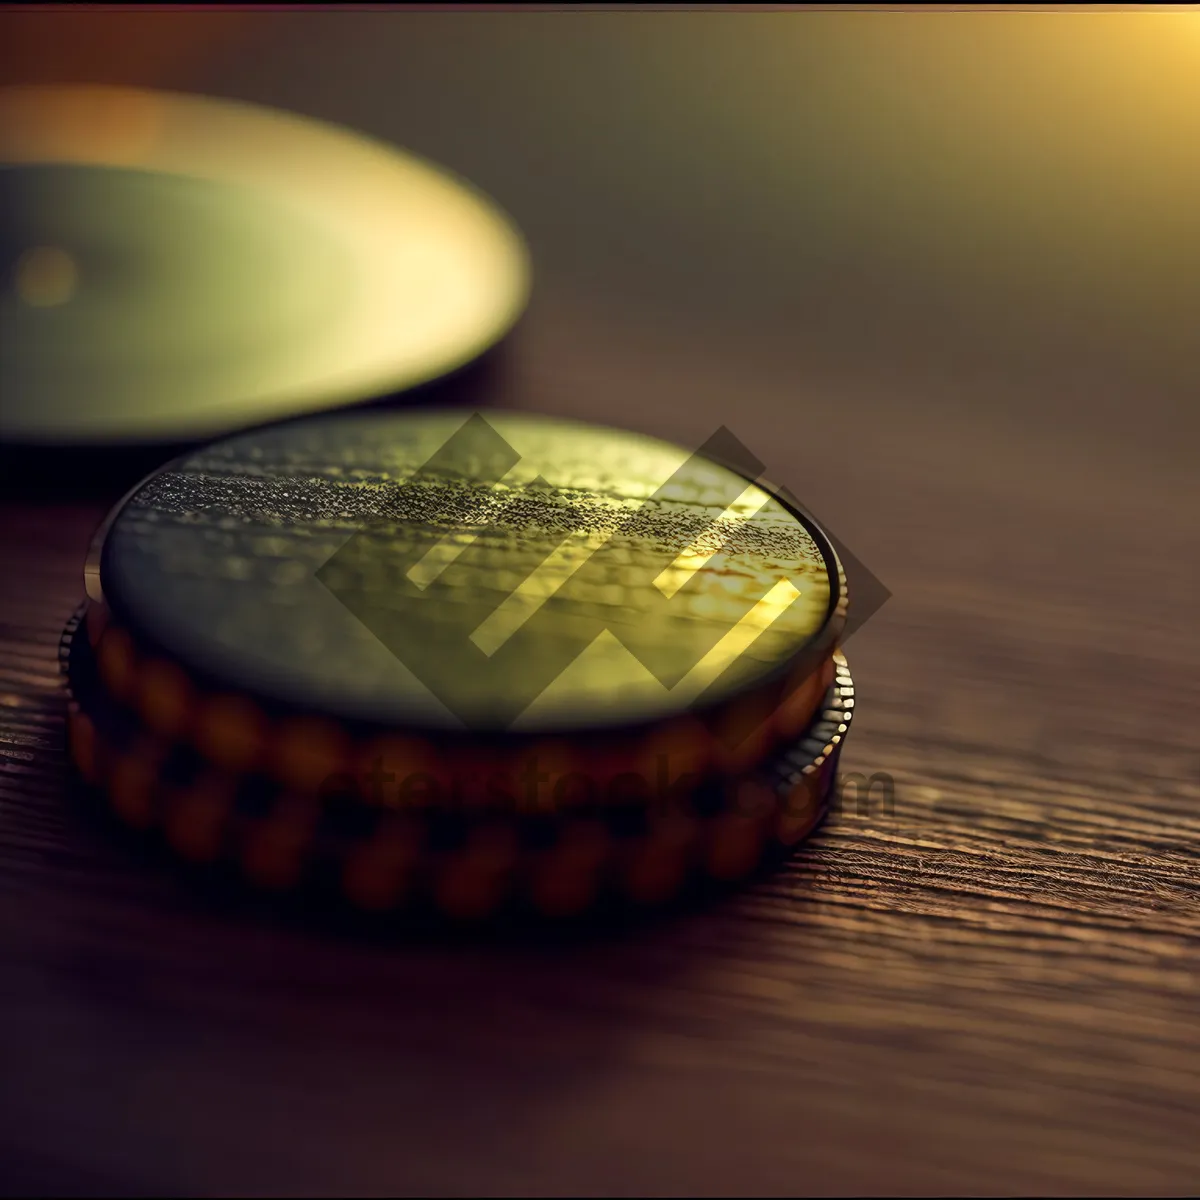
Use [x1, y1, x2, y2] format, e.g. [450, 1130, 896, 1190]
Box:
[0, 85, 530, 444]
[88, 409, 845, 760]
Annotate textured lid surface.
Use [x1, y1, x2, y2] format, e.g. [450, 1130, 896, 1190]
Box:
[97, 409, 839, 735]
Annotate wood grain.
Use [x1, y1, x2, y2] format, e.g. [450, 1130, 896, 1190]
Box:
[2, 330, 1197, 1195]
[3, 11, 1200, 1197]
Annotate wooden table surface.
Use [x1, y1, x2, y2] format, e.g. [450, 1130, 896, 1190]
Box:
[2, 10, 1198, 1196]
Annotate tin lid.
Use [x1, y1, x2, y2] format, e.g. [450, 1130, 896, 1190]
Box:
[0, 85, 529, 444]
[88, 409, 845, 757]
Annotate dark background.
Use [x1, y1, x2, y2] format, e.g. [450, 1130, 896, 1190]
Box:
[2, 7, 1198, 1195]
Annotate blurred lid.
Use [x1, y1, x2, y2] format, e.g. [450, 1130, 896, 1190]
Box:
[0, 84, 530, 445]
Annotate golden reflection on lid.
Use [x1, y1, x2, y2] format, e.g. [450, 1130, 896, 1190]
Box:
[0, 85, 530, 443]
[102, 410, 837, 733]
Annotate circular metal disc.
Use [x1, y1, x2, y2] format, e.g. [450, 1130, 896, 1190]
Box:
[93, 409, 840, 735]
[0, 85, 530, 444]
